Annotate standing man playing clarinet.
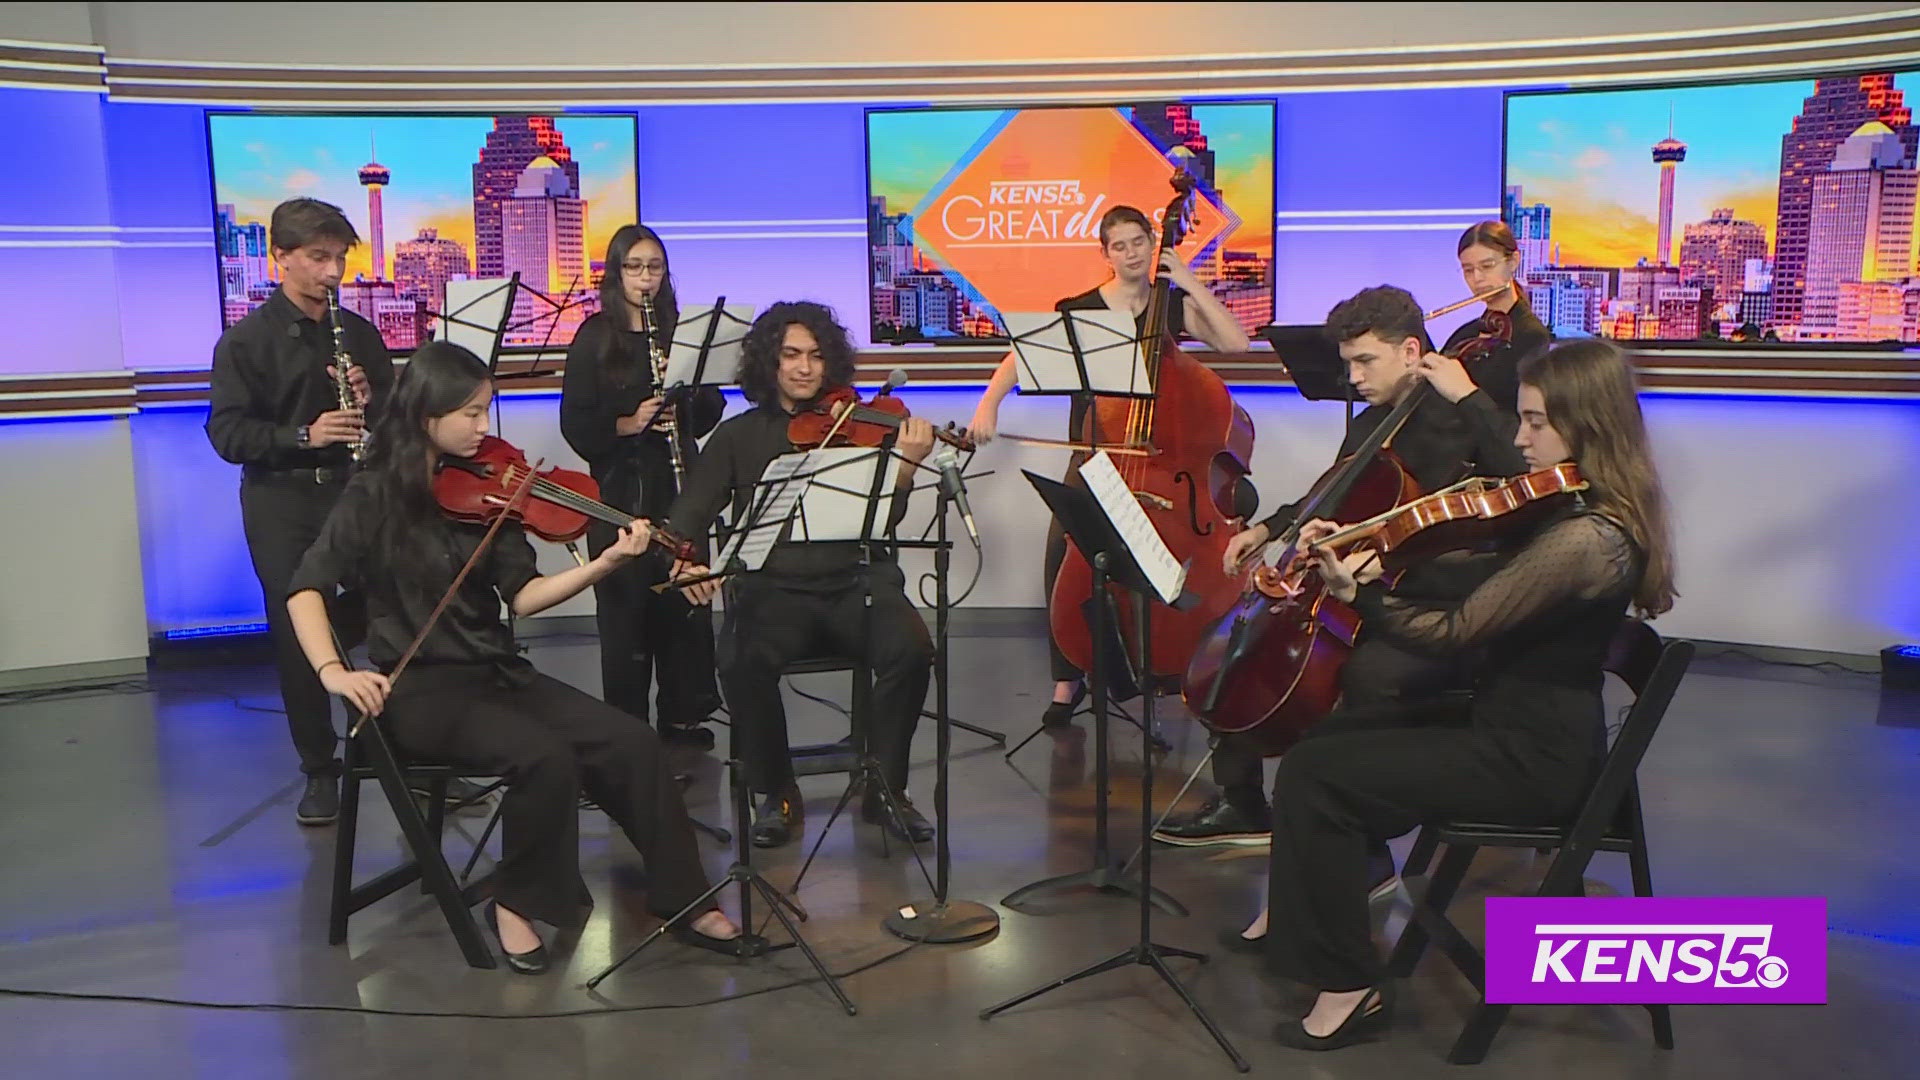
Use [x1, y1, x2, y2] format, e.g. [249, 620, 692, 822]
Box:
[207, 198, 416, 825]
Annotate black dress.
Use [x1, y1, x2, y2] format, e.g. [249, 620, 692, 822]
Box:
[561, 311, 727, 732]
[1440, 294, 1551, 415]
[1264, 508, 1641, 992]
[1041, 285, 1188, 683]
[289, 477, 716, 929]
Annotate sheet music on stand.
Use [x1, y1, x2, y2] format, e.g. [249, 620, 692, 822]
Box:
[439, 277, 519, 367]
[785, 446, 894, 542]
[1002, 308, 1152, 397]
[1078, 451, 1188, 605]
[663, 302, 757, 389]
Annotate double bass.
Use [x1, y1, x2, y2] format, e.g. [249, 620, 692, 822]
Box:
[1180, 290, 1514, 755]
[1047, 174, 1256, 677]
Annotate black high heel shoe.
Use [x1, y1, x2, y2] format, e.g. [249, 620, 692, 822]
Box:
[486, 900, 549, 975]
[1041, 681, 1087, 727]
[1274, 982, 1394, 1051]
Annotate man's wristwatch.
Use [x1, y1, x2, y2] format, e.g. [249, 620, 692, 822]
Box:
[296, 424, 312, 449]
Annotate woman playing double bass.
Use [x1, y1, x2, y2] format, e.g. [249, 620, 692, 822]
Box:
[1254, 338, 1675, 1050]
[1157, 281, 1532, 849]
[966, 204, 1250, 726]
[285, 341, 741, 973]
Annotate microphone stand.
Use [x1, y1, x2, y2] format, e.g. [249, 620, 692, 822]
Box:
[884, 479, 999, 943]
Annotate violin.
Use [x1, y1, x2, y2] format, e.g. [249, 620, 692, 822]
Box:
[434, 435, 698, 559]
[1300, 462, 1586, 578]
[787, 384, 976, 452]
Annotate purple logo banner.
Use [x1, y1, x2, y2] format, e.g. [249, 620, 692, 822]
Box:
[1484, 897, 1827, 1004]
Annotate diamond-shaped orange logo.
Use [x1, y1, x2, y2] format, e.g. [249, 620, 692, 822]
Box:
[909, 109, 1238, 315]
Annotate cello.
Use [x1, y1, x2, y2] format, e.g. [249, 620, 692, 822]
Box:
[1047, 174, 1256, 678]
[1180, 290, 1513, 755]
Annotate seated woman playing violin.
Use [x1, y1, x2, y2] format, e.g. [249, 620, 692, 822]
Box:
[285, 341, 742, 974]
[1251, 339, 1676, 1050]
[1158, 283, 1531, 849]
[663, 301, 939, 850]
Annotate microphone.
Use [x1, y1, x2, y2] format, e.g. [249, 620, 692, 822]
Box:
[881, 368, 909, 395]
[930, 443, 981, 549]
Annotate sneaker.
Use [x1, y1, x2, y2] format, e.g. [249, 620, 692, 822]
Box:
[750, 785, 803, 849]
[1152, 793, 1271, 847]
[296, 776, 339, 826]
[659, 721, 717, 750]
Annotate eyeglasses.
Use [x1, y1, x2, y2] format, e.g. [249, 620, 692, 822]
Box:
[621, 261, 666, 275]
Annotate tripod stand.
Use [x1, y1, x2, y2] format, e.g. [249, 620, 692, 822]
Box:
[979, 476, 1247, 1071]
[582, 758, 855, 1015]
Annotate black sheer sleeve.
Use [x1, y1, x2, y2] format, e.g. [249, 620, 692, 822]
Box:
[1352, 514, 1636, 654]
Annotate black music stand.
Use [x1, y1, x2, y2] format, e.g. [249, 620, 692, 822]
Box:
[780, 440, 943, 902]
[582, 453, 853, 1013]
[1001, 308, 1163, 751]
[1259, 323, 1357, 434]
[980, 468, 1247, 1073]
[628, 296, 752, 443]
[997, 469, 1186, 918]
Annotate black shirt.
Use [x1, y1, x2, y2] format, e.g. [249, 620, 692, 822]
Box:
[206, 288, 396, 472]
[666, 401, 912, 592]
[1440, 294, 1551, 415]
[1055, 284, 1188, 444]
[560, 311, 726, 518]
[1257, 387, 1528, 599]
[288, 474, 540, 677]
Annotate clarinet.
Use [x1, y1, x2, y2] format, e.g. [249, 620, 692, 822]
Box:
[325, 287, 366, 465]
[639, 291, 686, 490]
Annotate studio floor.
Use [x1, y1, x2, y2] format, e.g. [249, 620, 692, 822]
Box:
[1, 622, 1915, 1079]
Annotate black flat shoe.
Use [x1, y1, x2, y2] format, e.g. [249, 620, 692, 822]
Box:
[1040, 682, 1087, 727]
[486, 901, 549, 975]
[1216, 926, 1266, 955]
[1274, 983, 1393, 1051]
[750, 786, 803, 849]
[863, 790, 935, 843]
[671, 919, 745, 958]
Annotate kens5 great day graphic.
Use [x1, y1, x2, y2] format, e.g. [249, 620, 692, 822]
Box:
[865, 101, 1275, 344]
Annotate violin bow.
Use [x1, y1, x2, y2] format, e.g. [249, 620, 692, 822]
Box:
[347, 459, 543, 737]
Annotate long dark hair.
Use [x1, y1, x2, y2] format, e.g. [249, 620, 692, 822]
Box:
[736, 301, 857, 408]
[596, 224, 678, 387]
[1518, 340, 1675, 617]
[362, 340, 494, 590]
[1457, 219, 1518, 257]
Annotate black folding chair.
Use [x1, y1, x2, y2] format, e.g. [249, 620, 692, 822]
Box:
[1389, 619, 1694, 1064]
[328, 719, 503, 970]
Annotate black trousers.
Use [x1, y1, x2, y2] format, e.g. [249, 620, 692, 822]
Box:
[587, 527, 722, 731]
[240, 474, 362, 777]
[717, 566, 932, 795]
[1209, 634, 1465, 798]
[1264, 710, 1587, 991]
[383, 666, 714, 929]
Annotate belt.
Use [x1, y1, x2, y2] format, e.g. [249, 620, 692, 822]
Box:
[244, 465, 347, 485]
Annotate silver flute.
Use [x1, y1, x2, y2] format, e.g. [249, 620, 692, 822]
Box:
[325, 287, 366, 464]
[639, 291, 686, 489]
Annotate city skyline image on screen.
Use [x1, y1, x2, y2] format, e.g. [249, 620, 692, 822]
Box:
[208, 113, 638, 352]
[1505, 71, 1920, 345]
[866, 101, 1275, 344]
